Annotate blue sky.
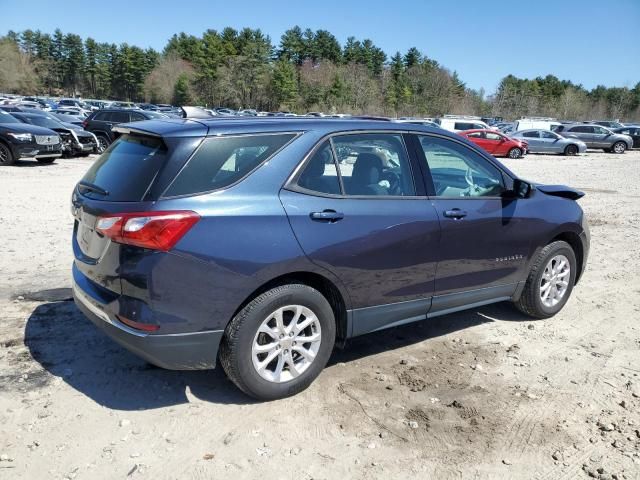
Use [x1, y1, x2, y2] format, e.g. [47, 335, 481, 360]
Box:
[4, 0, 640, 93]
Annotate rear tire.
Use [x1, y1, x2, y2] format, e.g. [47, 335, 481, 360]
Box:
[508, 147, 522, 159]
[564, 144, 578, 156]
[612, 141, 626, 154]
[515, 241, 577, 319]
[0, 142, 15, 166]
[219, 284, 336, 400]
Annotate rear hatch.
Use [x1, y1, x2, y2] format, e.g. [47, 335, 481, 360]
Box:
[72, 124, 206, 297]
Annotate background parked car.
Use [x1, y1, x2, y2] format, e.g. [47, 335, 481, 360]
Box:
[437, 117, 492, 132]
[511, 129, 587, 155]
[612, 126, 640, 148]
[0, 110, 62, 165]
[11, 112, 98, 156]
[555, 124, 633, 153]
[83, 109, 167, 150]
[459, 129, 527, 158]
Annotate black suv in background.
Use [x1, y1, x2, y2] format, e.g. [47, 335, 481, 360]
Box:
[0, 110, 62, 165]
[83, 109, 167, 151]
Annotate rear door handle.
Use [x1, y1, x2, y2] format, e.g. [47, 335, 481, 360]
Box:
[310, 210, 344, 223]
[443, 209, 467, 219]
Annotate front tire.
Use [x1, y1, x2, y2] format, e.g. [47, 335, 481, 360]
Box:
[219, 284, 336, 400]
[0, 142, 15, 166]
[612, 141, 626, 154]
[508, 147, 523, 159]
[564, 144, 578, 156]
[515, 241, 577, 319]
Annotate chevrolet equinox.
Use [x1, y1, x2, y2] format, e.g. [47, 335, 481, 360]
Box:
[71, 117, 590, 400]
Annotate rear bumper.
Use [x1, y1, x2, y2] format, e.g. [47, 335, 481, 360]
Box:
[72, 274, 223, 370]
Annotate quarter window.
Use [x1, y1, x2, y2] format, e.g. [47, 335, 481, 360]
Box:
[418, 135, 505, 198]
[164, 133, 296, 197]
[331, 134, 416, 196]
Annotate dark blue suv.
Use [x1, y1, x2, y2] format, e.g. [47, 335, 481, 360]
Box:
[71, 118, 589, 400]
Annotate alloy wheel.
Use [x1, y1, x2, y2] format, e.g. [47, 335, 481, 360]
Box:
[539, 254, 571, 308]
[613, 142, 625, 154]
[0, 144, 10, 164]
[252, 305, 322, 383]
[97, 137, 109, 153]
[509, 148, 522, 159]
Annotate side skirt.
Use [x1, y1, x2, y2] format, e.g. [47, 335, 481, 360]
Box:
[347, 283, 521, 338]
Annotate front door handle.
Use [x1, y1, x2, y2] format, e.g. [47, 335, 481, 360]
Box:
[310, 210, 344, 223]
[443, 209, 467, 219]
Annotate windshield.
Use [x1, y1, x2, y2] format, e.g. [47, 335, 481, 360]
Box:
[0, 111, 20, 124]
[27, 116, 62, 129]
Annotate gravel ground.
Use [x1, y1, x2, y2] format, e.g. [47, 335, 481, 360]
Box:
[0, 151, 639, 479]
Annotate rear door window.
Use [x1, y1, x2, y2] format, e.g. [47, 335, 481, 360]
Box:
[164, 133, 296, 197]
[331, 133, 416, 196]
[79, 135, 168, 201]
[111, 111, 130, 123]
[297, 141, 341, 195]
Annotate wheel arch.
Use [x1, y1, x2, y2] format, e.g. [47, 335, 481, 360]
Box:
[550, 231, 585, 284]
[230, 271, 350, 343]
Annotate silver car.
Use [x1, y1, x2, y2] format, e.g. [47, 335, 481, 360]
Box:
[512, 129, 587, 155]
[554, 124, 633, 153]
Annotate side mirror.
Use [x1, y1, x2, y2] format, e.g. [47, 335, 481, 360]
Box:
[512, 178, 532, 198]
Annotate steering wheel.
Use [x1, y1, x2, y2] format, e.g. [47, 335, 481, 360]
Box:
[379, 170, 401, 195]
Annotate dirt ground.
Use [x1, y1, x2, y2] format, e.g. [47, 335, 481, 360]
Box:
[1, 150, 639, 480]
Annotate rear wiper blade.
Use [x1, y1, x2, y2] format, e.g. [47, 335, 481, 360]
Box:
[77, 181, 109, 196]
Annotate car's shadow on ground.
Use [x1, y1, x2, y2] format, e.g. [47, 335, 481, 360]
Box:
[24, 299, 530, 410]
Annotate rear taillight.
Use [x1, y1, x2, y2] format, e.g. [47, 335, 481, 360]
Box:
[116, 315, 160, 332]
[96, 211, 200, 251]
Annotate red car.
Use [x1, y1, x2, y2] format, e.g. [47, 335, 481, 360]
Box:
[459, 129, 527, 158]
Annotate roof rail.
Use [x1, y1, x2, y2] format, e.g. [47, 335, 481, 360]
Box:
[349, 115, 392, 121]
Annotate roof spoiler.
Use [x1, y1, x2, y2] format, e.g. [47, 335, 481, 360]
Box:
[180, 106, 214, 119]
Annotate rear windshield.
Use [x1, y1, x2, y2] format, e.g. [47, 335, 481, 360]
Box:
[163, 133, 296, 197]
[79, 135, 167, 201]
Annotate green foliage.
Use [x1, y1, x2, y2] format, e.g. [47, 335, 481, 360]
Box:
[172, 73, 192, 105]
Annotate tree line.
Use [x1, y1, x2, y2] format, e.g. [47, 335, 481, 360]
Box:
[1, 27, 639, 120]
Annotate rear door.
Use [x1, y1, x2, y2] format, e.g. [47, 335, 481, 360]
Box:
[521, 130, 542, 152]
[565, 125, 594, 146]
[280, 132, 441, 336]
[413, 133, 532, 312]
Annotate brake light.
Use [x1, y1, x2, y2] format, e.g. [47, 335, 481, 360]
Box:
[96, 211, 200, 251]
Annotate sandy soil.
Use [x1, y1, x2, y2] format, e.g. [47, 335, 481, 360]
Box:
[1, 151, 639, 479]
